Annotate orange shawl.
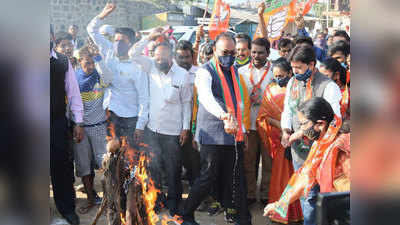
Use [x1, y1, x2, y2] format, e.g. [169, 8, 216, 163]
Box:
[274, 114, 342, 218]
[317, 133, 350, 193]
[257, 83, 286, 158]
[257, 83, 304, 223]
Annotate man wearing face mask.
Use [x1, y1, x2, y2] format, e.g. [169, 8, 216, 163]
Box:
[87, 3, 149, 147]
[137, 41, 193, 217]
[280, 45, 342, 225]
[178, 32, 252, 225]
[238, 37, 274, 207]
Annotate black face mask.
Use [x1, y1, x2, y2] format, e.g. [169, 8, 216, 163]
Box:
[178, 62, 192, 71]
[304, 124, 321, 141]
[274, 76, 290, 87]
[218, 55, 235, 68]
[155, 61, 171, 72]
[113, 40, 131, 57]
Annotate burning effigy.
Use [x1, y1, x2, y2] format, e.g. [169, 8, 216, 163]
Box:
[91, 123, 183, 225]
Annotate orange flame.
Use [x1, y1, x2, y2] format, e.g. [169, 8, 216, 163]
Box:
[120, 212, 126, 225]
[135, 154, 160, 225]
[161, 215, 183, 225]
[119, 140, 182, 225]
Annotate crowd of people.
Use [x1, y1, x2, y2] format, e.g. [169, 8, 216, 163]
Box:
[50, 2, 350, 225]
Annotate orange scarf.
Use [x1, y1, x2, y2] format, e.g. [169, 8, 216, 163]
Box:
[274, 114, 342, 218]
[212, 57, 245, 142]
[249, 62, 271, 106]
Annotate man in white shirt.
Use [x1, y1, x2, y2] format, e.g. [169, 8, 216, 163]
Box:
[238, 37, 274, 206]
[87, 3, 149, 146]
[280, 45, 341, 225]
[144, 42, 193, 217]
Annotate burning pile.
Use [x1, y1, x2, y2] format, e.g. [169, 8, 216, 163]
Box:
[93, 123, 182, 225]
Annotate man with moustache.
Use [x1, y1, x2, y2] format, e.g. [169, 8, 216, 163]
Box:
[234, 33, 252, 68]
[239, 37, 274, 206]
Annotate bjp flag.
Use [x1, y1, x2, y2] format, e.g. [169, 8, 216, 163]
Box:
[208, 0, 231, 40]
[254, 0, 317, 42]
[302, 0, 318, 16]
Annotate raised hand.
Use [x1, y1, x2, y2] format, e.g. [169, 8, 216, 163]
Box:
[98, 3, 116, 20]
[196, 25, 204, 39]
[146, 27, 163, 41]
[258, 2, 266, 16]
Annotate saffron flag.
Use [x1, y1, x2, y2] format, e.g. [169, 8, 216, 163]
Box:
[208, 0, 231, 40]
[254, 0, 317, 42]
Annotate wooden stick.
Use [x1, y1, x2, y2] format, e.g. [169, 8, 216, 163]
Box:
[91, 197, 107, 225]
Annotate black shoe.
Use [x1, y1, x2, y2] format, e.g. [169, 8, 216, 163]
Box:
[63, 212, 80, 225]
[224, 208, 237, 223]
[181, 220, 200, 225]
[247, 198, 257, 206]
[207, 201, 222, 216]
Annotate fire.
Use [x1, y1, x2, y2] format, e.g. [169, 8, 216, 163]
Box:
[161, 215, 183, 225]
[135, 154, 160, 225]
[120, 213, 126, 225]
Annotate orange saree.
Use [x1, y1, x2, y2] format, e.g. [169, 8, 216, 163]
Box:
[256, 83, 303, 224]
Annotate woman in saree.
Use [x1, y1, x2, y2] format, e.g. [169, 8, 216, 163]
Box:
[263, 97, 350, 225]
[256, 58, 303, 224]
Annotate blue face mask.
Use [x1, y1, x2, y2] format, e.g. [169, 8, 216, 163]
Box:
[341, 62, 348, 70]
[294, 68, 312, 81]
[218, 55, 235, 68]
[274, 76, 290, 87]
[93, 54, 102, 62]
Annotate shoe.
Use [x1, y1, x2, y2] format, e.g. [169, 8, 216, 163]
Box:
[260, 199, 269, 205]
[63, 212, 80, 225]
[181, 220, 200, 225]
[224, 208, 237, 223]
[247, 198, 257, 206]
[207, 201, 222, 216]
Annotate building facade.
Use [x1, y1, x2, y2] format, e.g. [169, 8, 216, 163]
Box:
[50, 0, 165, 40]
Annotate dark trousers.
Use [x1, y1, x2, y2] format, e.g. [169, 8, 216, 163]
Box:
[182, 133, 201, 186]
[108, 111, 138, 146]
[50, 117, 76, 216]
[144, 128, 182, 213]
[181, 144, 252, 225]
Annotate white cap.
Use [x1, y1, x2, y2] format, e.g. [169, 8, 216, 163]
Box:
[99, 24, 115, 36]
